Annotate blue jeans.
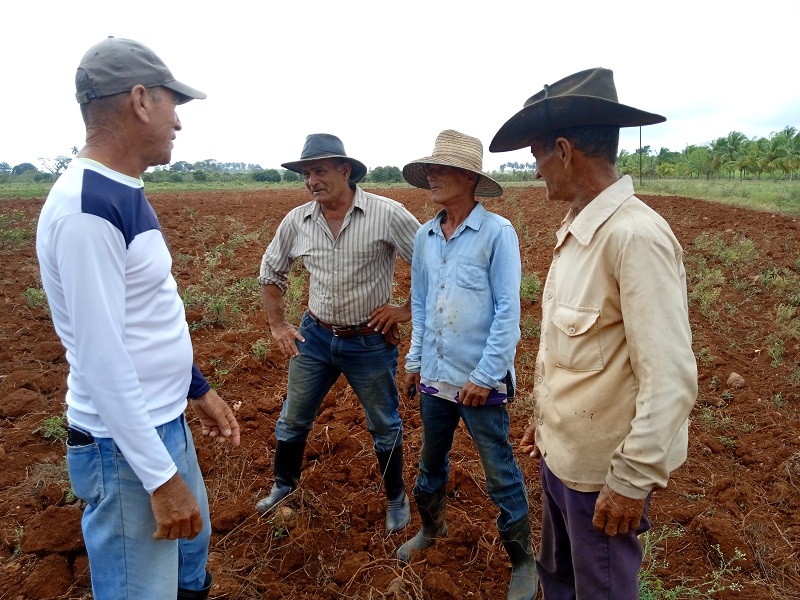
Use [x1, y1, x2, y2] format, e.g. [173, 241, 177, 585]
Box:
[276, 311, 402, 451]
[537, 457, 651, 600]
[66, 415, 210, 599]
[414, 392, 529, 529]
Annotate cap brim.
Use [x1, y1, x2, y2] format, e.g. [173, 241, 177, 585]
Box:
[164, 80, 207, 105]
[402, 160, 503, 198]
[490, 97, 666, 152]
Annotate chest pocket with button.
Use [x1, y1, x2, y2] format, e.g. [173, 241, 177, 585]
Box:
[551, 305, 604, 372]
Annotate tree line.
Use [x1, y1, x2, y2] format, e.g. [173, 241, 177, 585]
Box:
[3, 126, 797, 185]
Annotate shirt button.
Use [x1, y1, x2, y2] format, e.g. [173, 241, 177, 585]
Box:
[568, 326, 576, 334]
[536, 376, 543, 383]
[546, 292, 553, 299]
[537, 418, 543, 425]
[440, 284, 445, 289]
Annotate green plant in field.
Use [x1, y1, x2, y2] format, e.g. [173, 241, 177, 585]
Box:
[34, 413, 67, 442]
[11, 526, 23, 558]
[0, 210, 33, 249]
[691, 231, 757, 268]
[520, 313, 541, 339]
[639, 527, 743, 599]
[695, 346, 716, 367]
[772, 392, 787, 408]
[520, 272, 542, 303]
[208, 357, 231, 390]
[765, 334, 784, 367]
[284, 262, 310, 325]
[718, 435, 736, 449]
[709, 375, 720, 390]
[23, 286, 50, 315]
[252, 338, 271, 361]
[685, 255, 724, 323]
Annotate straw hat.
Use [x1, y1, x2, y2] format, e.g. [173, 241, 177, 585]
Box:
[403, 130, 503, 197]
[281, 133, 367, 184]
[490, 67, 666, 152]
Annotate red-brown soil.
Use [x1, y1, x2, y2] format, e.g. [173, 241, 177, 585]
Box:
[1, 186, 798, 599]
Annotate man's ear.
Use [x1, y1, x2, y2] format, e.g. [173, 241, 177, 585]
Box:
[554, 137, 573, 168]
[129, 84, 150, 123]
[340, 161, 352, 181]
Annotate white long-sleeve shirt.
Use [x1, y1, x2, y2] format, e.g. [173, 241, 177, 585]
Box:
[36, 158, 207, 493]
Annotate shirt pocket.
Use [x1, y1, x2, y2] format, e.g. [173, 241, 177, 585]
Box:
[456, 256, 488, 291]
[551, 305, 604, 372]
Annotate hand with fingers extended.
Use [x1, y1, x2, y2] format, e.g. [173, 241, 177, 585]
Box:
[151, 473, 203, 540]
[592, 483, 646, 536]
[367, 302, 411, 334]
[270, 321, 305, 358]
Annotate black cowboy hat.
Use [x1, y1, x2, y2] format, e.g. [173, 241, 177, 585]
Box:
[489, 67, 666, 153]
[281, 133, 368, 184]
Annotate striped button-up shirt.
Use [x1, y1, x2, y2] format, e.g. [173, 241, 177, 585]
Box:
[259, 186, 420, 326]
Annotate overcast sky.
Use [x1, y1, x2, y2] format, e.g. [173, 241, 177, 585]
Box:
[3, 0, 798, 174]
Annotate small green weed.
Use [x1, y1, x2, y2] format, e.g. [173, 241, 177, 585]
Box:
[34, 413, 67, 442]
[520, 272, 542, 303]
[23, 286, 50, 315]
[252, 338, 271, 361]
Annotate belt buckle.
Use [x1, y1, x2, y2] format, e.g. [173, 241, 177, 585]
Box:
[331, 325, 346, 337]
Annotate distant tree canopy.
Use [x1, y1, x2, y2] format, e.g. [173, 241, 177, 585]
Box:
[282, 169, 300, 183]
[366, 165, 402, 183]
[12, 163, 37, 175]
[4, 126, 799, 185]
[252, 169, 281, 183]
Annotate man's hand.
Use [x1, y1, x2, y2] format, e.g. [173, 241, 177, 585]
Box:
[368, 302, 412, 333]
[190, 389, 241, 447]
[404, 372, 420, 398]
[270, 321, 305, 358]
[151, 473, 203, 540]
[592, 484, 646, 536]
[459, 381, 490, 407]
[519, 422, 539, 458]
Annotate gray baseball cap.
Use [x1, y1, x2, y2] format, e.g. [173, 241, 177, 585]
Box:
[75, 36, 206, 105]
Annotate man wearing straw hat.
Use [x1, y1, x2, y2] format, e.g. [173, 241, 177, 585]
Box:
[256, 133, 420, 533]
[491, 68, 698, 599]
[397, 130, 537, 600]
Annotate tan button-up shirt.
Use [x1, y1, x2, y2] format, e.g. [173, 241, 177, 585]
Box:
[535, 175, 698, 498]
[259, 186, 419, 326]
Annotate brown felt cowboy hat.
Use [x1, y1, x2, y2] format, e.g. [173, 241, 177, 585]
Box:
[281, 133, 368, 184]
[489, 67, 666, 152]
[403, 129, 503, 197]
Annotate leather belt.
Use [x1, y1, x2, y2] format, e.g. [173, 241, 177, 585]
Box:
[309, 311, 376, 339]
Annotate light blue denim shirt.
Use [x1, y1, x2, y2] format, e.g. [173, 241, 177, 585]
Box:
[405, 202, 521, 392]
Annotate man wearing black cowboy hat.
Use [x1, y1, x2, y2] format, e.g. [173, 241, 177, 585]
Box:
[492, 68, 698, 599]
[397, 129, 537, 600]
[256, 133, 420, 533]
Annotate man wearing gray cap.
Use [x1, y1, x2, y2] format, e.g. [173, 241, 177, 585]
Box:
[491, 68, 698, 599]
[256, 133, 420, 533]
[36, 37, 240, 600]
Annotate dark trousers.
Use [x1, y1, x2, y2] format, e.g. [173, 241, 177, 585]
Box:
[537, 458, 650, 600]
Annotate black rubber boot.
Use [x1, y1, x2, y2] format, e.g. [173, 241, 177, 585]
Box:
[396, 485, 448, 562]
[498, 515, 538, 600]
[255, 440, 305, 515]
[177, 571, 212, 599]
[376, 446, 411, 532]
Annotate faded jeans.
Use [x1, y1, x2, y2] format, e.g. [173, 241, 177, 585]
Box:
[66, 415, 210, 599]
[275, 311, 403, 452]
[413, 392, 529, 529]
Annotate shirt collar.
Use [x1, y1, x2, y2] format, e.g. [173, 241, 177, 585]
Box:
[432, 202, 486, 236]
[556, 175, 634, 248]
[302, 185, 364, 220]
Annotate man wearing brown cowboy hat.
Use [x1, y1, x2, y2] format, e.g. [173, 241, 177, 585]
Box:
[492, 68, 698, 599]
[397, 130, 537, 600]
[256, 133, 420, 533]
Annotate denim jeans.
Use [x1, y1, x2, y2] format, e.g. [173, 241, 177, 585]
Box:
[537, 457, 651, 600]
[66, 415, 210, 599]
[414, 392, 529, 529]
[275, 311, 402, 452]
